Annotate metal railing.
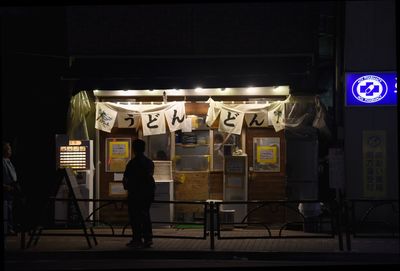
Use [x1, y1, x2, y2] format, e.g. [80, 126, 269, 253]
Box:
[17, 197, 350, 250]
[343, 198, 399, 251]
[10, 195, 400, 251]
[25, 198, 209, 249]
[212, 199, 342, 250]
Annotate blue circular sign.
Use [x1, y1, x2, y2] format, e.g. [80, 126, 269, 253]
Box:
[351, 75, 388, 103]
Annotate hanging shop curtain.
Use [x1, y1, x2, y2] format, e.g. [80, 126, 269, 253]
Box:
[94, 95, 331, 137]
[94, 101, 186, 135]
[205, 97, 289, 133]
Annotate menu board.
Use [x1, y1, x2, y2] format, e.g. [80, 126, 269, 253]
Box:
[56, 140, 90, 170]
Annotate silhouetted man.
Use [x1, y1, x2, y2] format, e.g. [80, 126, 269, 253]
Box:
[123, 139, 155, 248]
[3, 141, 18, 234]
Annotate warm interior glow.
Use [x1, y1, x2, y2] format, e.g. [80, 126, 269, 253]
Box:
[93, 86, 290, 97]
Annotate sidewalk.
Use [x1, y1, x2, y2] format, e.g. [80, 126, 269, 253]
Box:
[4, 228, 400, 270]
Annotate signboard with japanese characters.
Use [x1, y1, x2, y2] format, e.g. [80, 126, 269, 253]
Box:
[116, 112, 140, 129]
[95, 102, 183, 136]
[164, 102, 186, 132]
[218, 108, 245, 135]
[244, 111, 269, 127]
[362, 130, 387, 197]
[95, 103, 118, 133]
[94, 96, 306, 136]
[141, 110, 166, 136]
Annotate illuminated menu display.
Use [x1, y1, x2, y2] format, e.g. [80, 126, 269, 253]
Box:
[56, 139, 90, 170]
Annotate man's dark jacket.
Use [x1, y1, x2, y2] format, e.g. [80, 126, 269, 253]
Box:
[123, 154, 156, 200]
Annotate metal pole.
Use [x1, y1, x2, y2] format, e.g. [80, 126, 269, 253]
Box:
[20, 231, 25, 249]
[209, 201, 215, 250]
[336, 193, 344, 251]
[344, 199, 351, 251]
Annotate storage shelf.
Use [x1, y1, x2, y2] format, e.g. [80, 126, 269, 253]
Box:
[175, 143, 209, 147]
[174, 170, 210, 173]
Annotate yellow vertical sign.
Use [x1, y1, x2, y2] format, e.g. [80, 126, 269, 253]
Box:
[256, 145, 277, 164]
[107, 140, 131, 172]
[362, 130, 386, 197]
[109, 141, 129, 159]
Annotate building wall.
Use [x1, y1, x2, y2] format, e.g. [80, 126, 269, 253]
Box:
[343, 0, 397, 198]
[66, 3, 317, 55]
[64, 3, 320, 93]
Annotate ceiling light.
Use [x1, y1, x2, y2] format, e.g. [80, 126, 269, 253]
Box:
[246, 87, 255, 92]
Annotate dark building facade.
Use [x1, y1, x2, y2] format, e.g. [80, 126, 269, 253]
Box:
[1, 1, 397, 225]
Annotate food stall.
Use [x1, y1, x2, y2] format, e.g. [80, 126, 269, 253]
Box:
[68, 87, 327, 226]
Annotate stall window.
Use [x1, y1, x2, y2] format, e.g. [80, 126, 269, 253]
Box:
[147, 133, 171, 161]
[212, 130, 242, 171]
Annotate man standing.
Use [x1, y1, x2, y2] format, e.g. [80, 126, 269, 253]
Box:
[123, 139, 156, 248]
[3, 141, 18, 234]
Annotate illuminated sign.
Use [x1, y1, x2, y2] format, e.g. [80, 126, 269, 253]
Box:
[345, 72, 397, 106]
[56, 137, 91, 170]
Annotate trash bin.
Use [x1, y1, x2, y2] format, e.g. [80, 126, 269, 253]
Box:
[298, 202, 322, 233]
[303, 216, 320, 233]
[220, 209, 235, 231]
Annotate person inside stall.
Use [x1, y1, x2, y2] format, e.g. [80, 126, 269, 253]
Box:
[213, 133, 224, 155]
[155, 150, 168, 160]
[123, 139, 156, 248]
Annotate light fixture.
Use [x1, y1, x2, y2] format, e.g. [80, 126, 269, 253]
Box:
[246, 87, 255, 92]
[195, 87, 203, 92]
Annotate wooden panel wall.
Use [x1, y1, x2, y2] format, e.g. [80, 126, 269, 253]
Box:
[173, 172, 209, 220]
[209, 171, 223, 200]
[246, 128, 287, 224]
[185, 102, 209, 115]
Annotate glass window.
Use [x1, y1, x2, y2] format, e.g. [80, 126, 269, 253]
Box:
[147, 134, 171, 161]
[212, 130, 241, 171]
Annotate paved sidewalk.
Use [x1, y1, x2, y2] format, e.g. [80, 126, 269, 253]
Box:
[4, 228, 400, 270]
[4, 228, 400, 252]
